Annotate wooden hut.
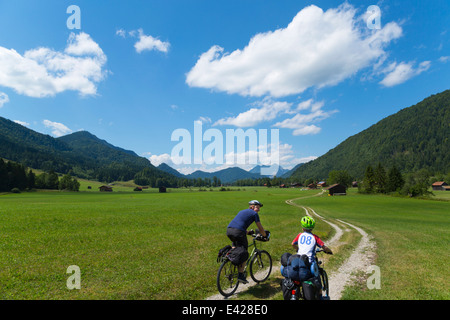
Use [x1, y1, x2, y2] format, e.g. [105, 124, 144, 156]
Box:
[432, 181, 448, 191]
[326, 184, 346, 196]
[99, 185, 113, 192]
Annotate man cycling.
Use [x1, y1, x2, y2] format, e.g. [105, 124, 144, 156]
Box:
[227, 200, 268, 284]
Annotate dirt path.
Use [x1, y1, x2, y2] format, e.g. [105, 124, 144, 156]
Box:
[206, 193, 376, 300]
[327, 219, 377, 300]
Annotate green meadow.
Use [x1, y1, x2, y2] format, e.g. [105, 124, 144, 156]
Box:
[0, 187, 448, 300]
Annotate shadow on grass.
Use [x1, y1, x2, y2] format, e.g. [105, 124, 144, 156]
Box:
[236, 277, 284, 300]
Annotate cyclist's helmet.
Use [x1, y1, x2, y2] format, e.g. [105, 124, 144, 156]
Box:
[249, 200, 263, 207]
[301, 216, 315, 230]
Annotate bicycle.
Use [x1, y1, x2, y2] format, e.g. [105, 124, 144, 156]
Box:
[216, 231, 272, 298]
[282, 248, 330, 300]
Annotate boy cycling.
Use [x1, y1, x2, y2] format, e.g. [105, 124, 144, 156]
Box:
[291, 216, 332, 274]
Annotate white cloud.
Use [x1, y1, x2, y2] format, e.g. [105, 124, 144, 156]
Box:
[438, 56, 450, 63]
[197, 116, 212, 124]
[214, 99, 292, 127]
[379, 60, 431, 87]
[116, 28, 170, 54]
[115, 29, 126, 38]
[0, 92, 9, 107]
[273, 99, 337, 136]
[43, 120, 72, 137]
[186, 3, 402, 98]
[13, 120, 30, 127]
[134, 29, 170, 53]
[144, 152, 173, 167]
[0, 32, 107, 98]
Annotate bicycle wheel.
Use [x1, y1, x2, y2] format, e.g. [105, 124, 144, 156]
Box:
[320, 268, 329, 298]
[249, 250, 272, 283]
[217, 259, 240, 297]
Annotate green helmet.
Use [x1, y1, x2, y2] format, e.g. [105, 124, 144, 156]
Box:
[301, 216, 315, 230]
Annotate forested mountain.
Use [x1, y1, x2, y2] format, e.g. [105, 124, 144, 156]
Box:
[0, 118, 171, 182]
[157, 163, 186, 178]
[291, 90, 450, 181]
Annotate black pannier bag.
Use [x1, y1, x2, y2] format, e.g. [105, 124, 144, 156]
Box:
[302, 277, 322, 300]
[217, 245, 232, 263]
[280, 277, 296, 300]
[227, 246, 249, 265]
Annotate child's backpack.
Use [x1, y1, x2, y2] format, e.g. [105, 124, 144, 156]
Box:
[285, 254, 313, 282]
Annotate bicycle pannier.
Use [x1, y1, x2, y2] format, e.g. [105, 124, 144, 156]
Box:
[217, 245, 232, 263]
[302, 277, 322, 300]
[227, 246, 249, 266]
[280, 277, 295, 300]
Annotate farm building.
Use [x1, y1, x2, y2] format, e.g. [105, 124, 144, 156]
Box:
[318, 181, 327, 187]
[326, 184, 346, 196]
[307, 183, 317, 189]
[159, 186, 167, 193]
[432, 181, 448, 191]
[99, 185, 113, 192]
[290, 183, 302, 188]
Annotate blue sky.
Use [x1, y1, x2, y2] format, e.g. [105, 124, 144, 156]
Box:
[0, 0, 449, 175]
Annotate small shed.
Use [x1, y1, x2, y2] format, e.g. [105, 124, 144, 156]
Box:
[99, 185, 113, 192]
[326, 184, 346, 196]
[318, 181, 327, 188]
[159, 186, 167, 193]
[432, 181, 448, 191]
[307, 183, 317, 189]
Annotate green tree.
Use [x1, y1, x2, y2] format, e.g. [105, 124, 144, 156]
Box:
[386, 165, 404, 192]
[374, 163, 387, 193]
[401, 169, 432, 197]
[362, 165, 376, 193]
[328, 170, 353, 187]
[59, 174, 80, 191]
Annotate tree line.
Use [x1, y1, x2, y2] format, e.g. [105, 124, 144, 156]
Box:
[0, 159, 79, 192]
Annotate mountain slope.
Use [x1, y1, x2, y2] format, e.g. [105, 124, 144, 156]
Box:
[291, 89, 450, 180]
[157, 163, 186, 178]
[0, 118, 171, 182]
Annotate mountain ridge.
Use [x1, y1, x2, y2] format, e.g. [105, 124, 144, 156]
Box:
[291, 89, 450, 180]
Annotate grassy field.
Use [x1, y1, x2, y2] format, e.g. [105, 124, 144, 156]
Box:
[0, 186, 448, 300]
[0, 187, 328, 299]
[295, 189, 450, 300]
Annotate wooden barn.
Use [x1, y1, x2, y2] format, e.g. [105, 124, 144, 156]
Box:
[432, 181, 448, 191]
[159, 186, 167, 193]
[99, 185, 113, 192]
[326, 184, 346, 196]
[318, 181, 327, 188]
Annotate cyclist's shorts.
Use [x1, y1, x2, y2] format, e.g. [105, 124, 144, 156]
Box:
[227, 227, 248, 249]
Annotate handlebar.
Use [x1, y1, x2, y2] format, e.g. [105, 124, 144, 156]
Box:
[316, 247, 332, 255]
[248, 229, 271, 241]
